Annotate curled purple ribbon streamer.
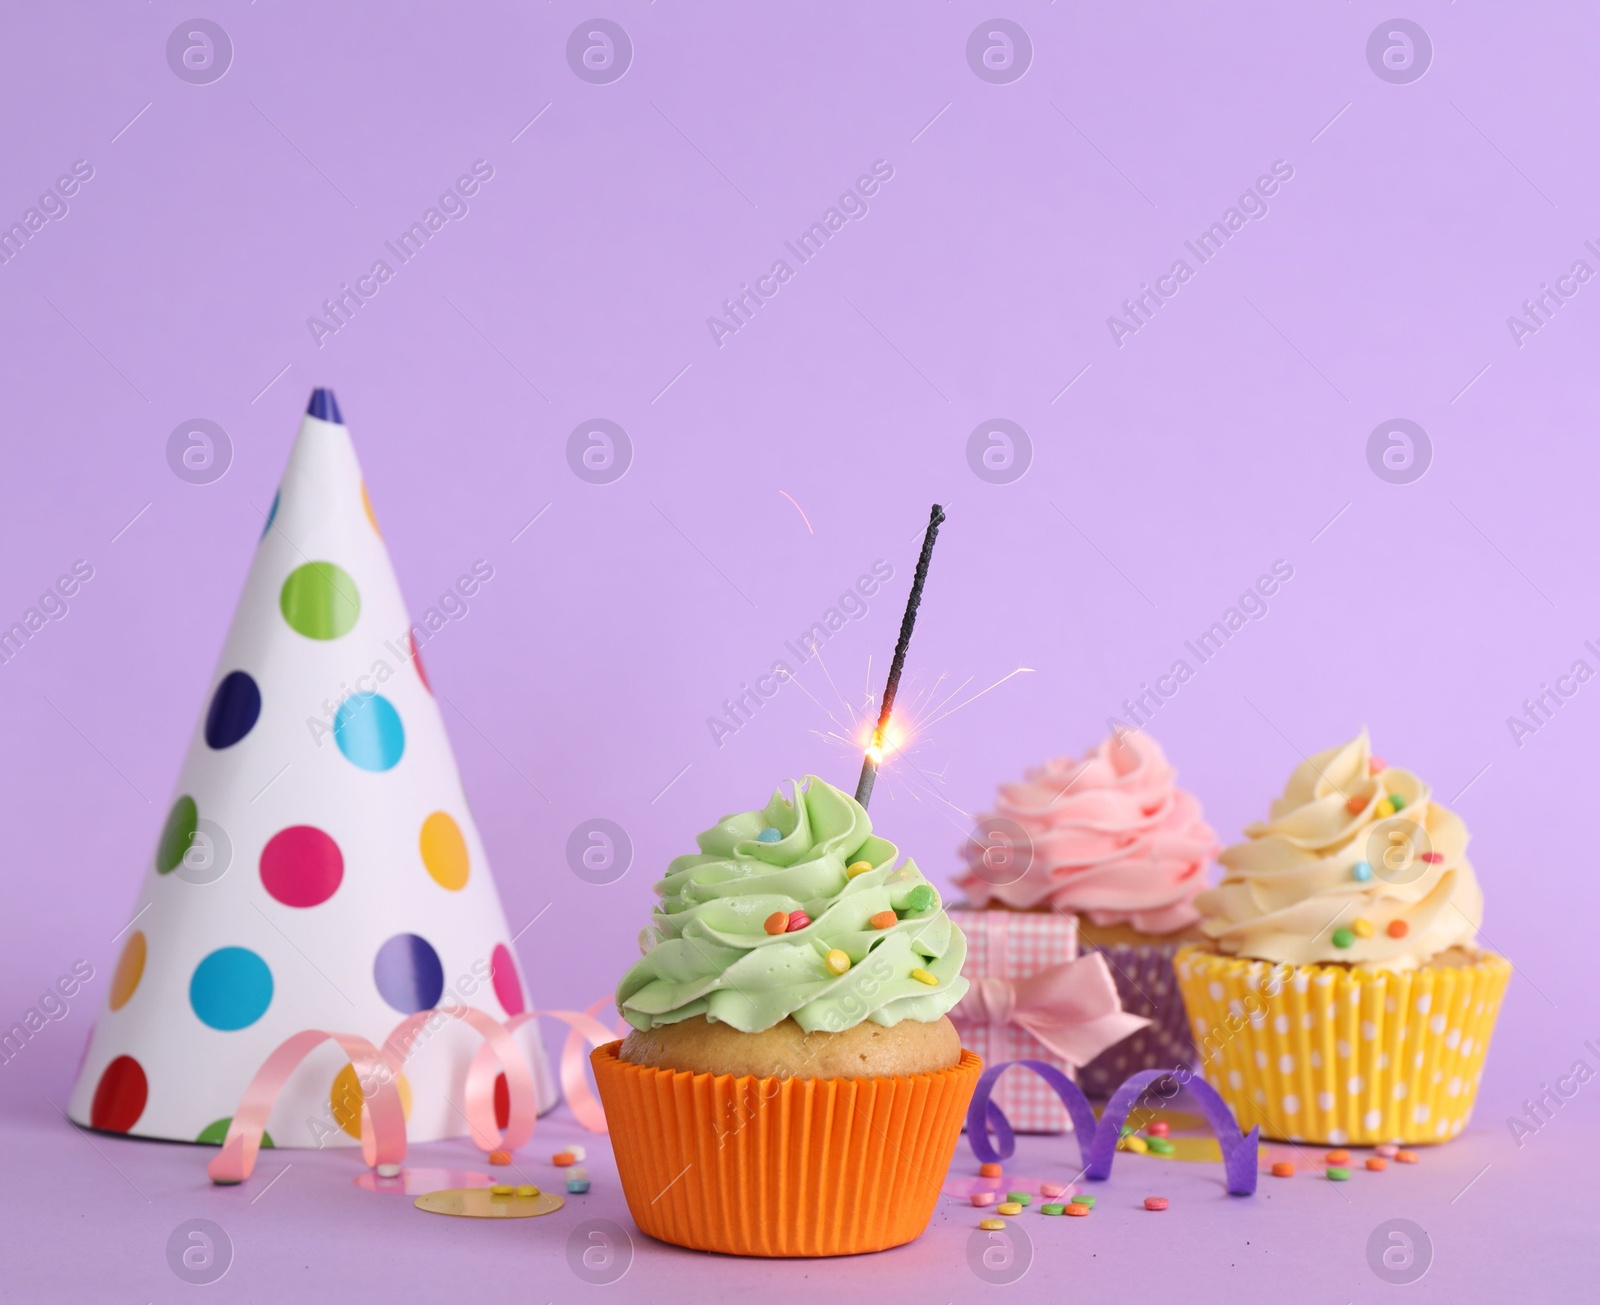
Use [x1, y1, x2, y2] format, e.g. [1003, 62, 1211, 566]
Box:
[963, 1060, 1259, 1196]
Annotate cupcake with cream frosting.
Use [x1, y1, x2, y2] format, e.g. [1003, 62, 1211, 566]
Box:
[1177, 729, 1509, 1145]
[594, 774, 978, 1257]
[955, 729, 1218, 1094]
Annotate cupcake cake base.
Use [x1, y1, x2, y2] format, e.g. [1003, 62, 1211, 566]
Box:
[1175, 947, 1510, 1146]
[593, 1042, 982, 1257]
[619, 1014, 962, 1079]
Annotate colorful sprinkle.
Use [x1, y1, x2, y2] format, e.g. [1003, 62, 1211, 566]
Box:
[1040, 1203, 1065, 1216]
[1388, 793, 1406, 811]
[1326, 1167, 1351, 1181]
[764, 912, 789, 935]
[1068, 1194, 1094, 1208]
[1147, 1121, 1170, 1137]
[1325, 1149, 1350, 1164]
[1040, 1181, 1066, 1198]
[971, 1191, 997, 1208]
[1352, 918, 1374, 939]
[846, 861, 874, 878]
[979, 1218, 1006, 1231]
[516, 1185, 539, 1198]
[1369, 755, 1386, 774]
[488, 1149, 511, 1166]
[1121, 1135, 1149, 1154]
[1005, 1192, 1031, 1206]
[1331, 927, 1355, 949]
[1375, 1143, 1399, 1158]
[567, 1146, 586, 1161]
[824, 949, 851, 976]
[1366, 1157, 1388, 1171]
[1396, 1150, 1420, 1164]
[906, 884, 935, 912]
[552, 1152, 576, 1167]
[1271, 1162, 1295, 1178]
[869, 910, 897, 929]
[786, 910, 811, 932]
[490, 1184, 513, 1196]
[566, 1177, 590, 1194]
[1352, 861, 1374, 882]
[1345, 793, 1367, 815]
[979, 1162, 1003, 1179]
[1375, 798, 1396, 819]
[1146, 1137, 1175, 1156]
[1388, 919, 1410, 938]
[1144, 1197, 1169, 1211]
[997, 1202, 1023, 1216]
[376, 1163, 401, 1178]
[757, 827, 782, 843]
[1420, 852, 1443, 864]
[910, 967, 939, 986]
[1063, 1203, 1090, 1217]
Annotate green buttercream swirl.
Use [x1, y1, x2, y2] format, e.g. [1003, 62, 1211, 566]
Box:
[617, 775, 968, 1034]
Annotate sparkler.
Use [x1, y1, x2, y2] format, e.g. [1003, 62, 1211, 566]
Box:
[854, 503, 945, 808]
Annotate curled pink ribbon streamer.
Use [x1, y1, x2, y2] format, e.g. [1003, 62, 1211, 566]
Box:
[207, 1028, 406, 1185]
[470, 999, 621, 1136]
[950, 950, 1151, 1067]
[206, 997, 626, 1186]
[385, 1003, 538, 1153]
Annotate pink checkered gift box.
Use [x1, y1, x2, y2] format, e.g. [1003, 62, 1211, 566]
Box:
[947, 908, 1081, 1133]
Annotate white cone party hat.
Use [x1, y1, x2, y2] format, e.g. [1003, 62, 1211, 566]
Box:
[69, 389, 554, 1146]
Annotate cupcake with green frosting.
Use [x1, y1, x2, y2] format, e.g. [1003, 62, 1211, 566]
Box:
[593, 774, 981, 1256]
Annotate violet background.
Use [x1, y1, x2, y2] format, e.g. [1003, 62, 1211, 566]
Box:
[1, 2, 1597, 1300]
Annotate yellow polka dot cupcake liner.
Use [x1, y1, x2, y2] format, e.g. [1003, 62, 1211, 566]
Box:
[1174, 947, 1510, 1146]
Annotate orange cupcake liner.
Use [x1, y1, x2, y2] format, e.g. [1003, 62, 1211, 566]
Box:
[1174, 947, 1511, 1145]
[591, 1041, 982, 1257]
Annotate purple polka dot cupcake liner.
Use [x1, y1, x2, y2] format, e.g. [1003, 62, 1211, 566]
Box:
[1074, 939, 1197, 1099]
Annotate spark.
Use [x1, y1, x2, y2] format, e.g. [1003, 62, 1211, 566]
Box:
[778, 490, 814, 534]
[808, 640, 857, 727]
[918, 667, 1035, 732]
[785, 667, 856, 739]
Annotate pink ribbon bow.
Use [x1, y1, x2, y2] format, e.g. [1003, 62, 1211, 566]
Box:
[952, 951, 1150, 1067]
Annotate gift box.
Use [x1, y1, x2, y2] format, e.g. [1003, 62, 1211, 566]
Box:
[947, 908, 1147, 1132]
[1074, 937, 1201, 1098]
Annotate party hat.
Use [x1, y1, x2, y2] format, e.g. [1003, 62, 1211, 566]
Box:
[68, 390, 554, 1146]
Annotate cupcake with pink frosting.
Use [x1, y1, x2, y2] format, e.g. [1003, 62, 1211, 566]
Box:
[956, 729, 1219, 1096]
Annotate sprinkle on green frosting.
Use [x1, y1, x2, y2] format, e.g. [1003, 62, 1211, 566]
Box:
[617, 775, 968, 1034]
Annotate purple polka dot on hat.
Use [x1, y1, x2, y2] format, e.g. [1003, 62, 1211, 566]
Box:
[373, 933, 444, 1013]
